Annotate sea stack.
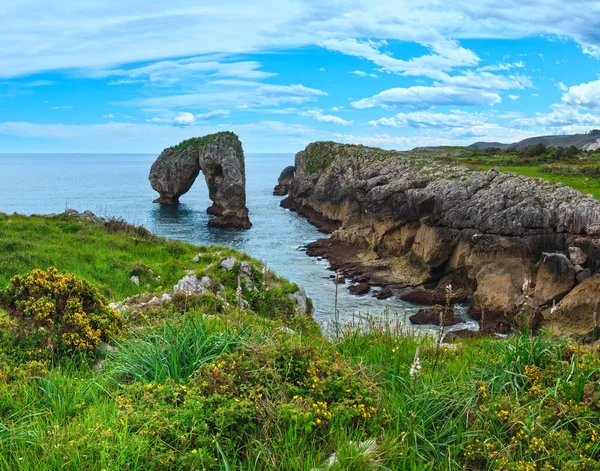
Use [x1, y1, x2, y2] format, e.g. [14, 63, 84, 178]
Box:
[149, 132, 251, 229]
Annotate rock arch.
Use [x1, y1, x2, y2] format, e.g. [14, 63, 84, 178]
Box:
[149, 132, 251, 229]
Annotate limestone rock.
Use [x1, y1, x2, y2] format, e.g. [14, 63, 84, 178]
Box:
[348, 283, 370, 295]
[149, 132, 251, 228]
[473, 259, 531, 315]
[273, 165, 295, 196]
[409, 305, 459, 326]
[130, 275, 140, 286]
[569, 246, 588, 266]
[288, 288, 311, 314]
[543, 275, 600, 335]
[220, 257, 237, 270]
[577, 268, 592, 284]
[534, 252, 575, 305]
[173, 275, 212, 294]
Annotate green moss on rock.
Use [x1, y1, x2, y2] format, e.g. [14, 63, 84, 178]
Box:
[171, 131, 239, 151]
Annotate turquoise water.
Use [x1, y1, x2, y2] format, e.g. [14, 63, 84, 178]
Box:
[0, 153, 473, 330]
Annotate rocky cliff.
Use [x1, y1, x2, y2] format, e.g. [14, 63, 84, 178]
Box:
[280, 141, 600, 336]
[149, 132, 251, 229]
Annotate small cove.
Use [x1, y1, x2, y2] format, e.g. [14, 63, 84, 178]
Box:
[0, 152, 476, 332]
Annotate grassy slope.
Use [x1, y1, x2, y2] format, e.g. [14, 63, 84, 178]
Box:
[476, 165, 600, 200]
[0, 217, 599, 470]
[0, 214, 252, 301]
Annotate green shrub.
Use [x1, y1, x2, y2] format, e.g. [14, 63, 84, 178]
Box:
[108, 317, 239, 383]
[0, 267, 123, 358]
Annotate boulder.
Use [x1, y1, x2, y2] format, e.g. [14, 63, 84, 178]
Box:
[348, 283, 370, 295]
[273, 165, 295, 196]
[130, 275, 140, 286]
[473, 259, 531, 315]
[542, 275, 600, 335]
[220, 257, 237, 270]
[149, 132, 251, 229]
[568, 246, 588, 266]
[288, 288, 311, 314]
[534, 252, 575, 305]
[577, 268, 592, 284]
[173, 275, 213, 295]
[409, 305, 459, 326]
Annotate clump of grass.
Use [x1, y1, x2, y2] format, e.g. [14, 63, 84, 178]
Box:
[107, 317, 239, 383]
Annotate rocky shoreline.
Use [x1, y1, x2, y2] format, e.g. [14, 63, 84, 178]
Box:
[276, 141, 600, 336]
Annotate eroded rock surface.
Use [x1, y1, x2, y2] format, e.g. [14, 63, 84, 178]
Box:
[149, 132, 251, 229]
[280, 141, 600, 334]
[273, 166, 295, 196]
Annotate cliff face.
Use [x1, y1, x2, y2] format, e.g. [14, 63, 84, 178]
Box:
[149, 132, 251, 229]
[281, 142, 600, 335]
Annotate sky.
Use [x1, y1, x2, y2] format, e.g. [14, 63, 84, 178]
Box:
[4, 1, 600, 153]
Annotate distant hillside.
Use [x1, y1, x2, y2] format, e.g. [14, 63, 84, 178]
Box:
[470, 129, 600, 151]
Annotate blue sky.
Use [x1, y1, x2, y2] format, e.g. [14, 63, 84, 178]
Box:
[4, 1, 600, 153]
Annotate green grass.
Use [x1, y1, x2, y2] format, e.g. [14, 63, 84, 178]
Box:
[171, 131, 239, 151]
[0, 215, 599, 470]
[0, 213, 260, 301]
[476, 165, 600, 199]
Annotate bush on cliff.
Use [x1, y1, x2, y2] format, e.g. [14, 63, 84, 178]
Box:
[0, 267, 123, 358]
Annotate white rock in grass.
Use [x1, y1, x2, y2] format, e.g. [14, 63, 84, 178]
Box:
[173, 275, 212, 294]
[220, 257, 237, 270]
[130, 275, 140, 286]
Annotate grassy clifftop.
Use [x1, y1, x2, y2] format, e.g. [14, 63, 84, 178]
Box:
[0, 214, 599, 470]
[171, 131, 239, 151]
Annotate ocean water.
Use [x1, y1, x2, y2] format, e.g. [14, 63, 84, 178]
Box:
[0, 153, 474, 331]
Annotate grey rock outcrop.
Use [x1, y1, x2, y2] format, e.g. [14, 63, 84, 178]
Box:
[149, 132, 251, 229]
[273, 165, 295, 196]
[280, 141, 600, 333]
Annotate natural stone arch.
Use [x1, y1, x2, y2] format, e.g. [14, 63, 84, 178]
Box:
[149, 132, 251, 229]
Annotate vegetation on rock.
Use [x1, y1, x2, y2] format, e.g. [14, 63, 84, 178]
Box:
[171, 132, 239, 151]
[0, 214, 599, 470]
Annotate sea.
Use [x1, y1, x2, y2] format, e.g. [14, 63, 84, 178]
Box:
[0, 153, 475, 332]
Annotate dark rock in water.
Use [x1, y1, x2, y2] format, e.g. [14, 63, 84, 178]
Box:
[149, 132, 251, 229]
[273, 166, 295, 196]
[348, 283, 370, 295]
[409, 305, 459, 326]
[400, 289, 435, 305]
[376, 287, 393, 300]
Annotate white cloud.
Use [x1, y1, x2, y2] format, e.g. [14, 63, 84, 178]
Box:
[299, 109, 353, 125]
[51, 105, 74, 110]
[434, 71, 531, 91]
[561, 79, 600, 110]
[349, 70, 378, 78]
[96, 57, 277, 84]
[319, 38, 478, 78]
[122, 84, 327, 109]
[478, 61, 524, 71]
[512, 104, 600, 131]
[556, 82, 568, 91]
[352, 86, 501, 110]
[4, 1, 600, 79]
[103, 113, 115, 119]
[196, 109, 230, 120]
[173, 112, 196, 126]
[508, 94, 519, 100]
[369, 110, 487, 129]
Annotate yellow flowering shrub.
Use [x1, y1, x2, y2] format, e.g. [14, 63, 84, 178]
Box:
[1, 267, 123, 357]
